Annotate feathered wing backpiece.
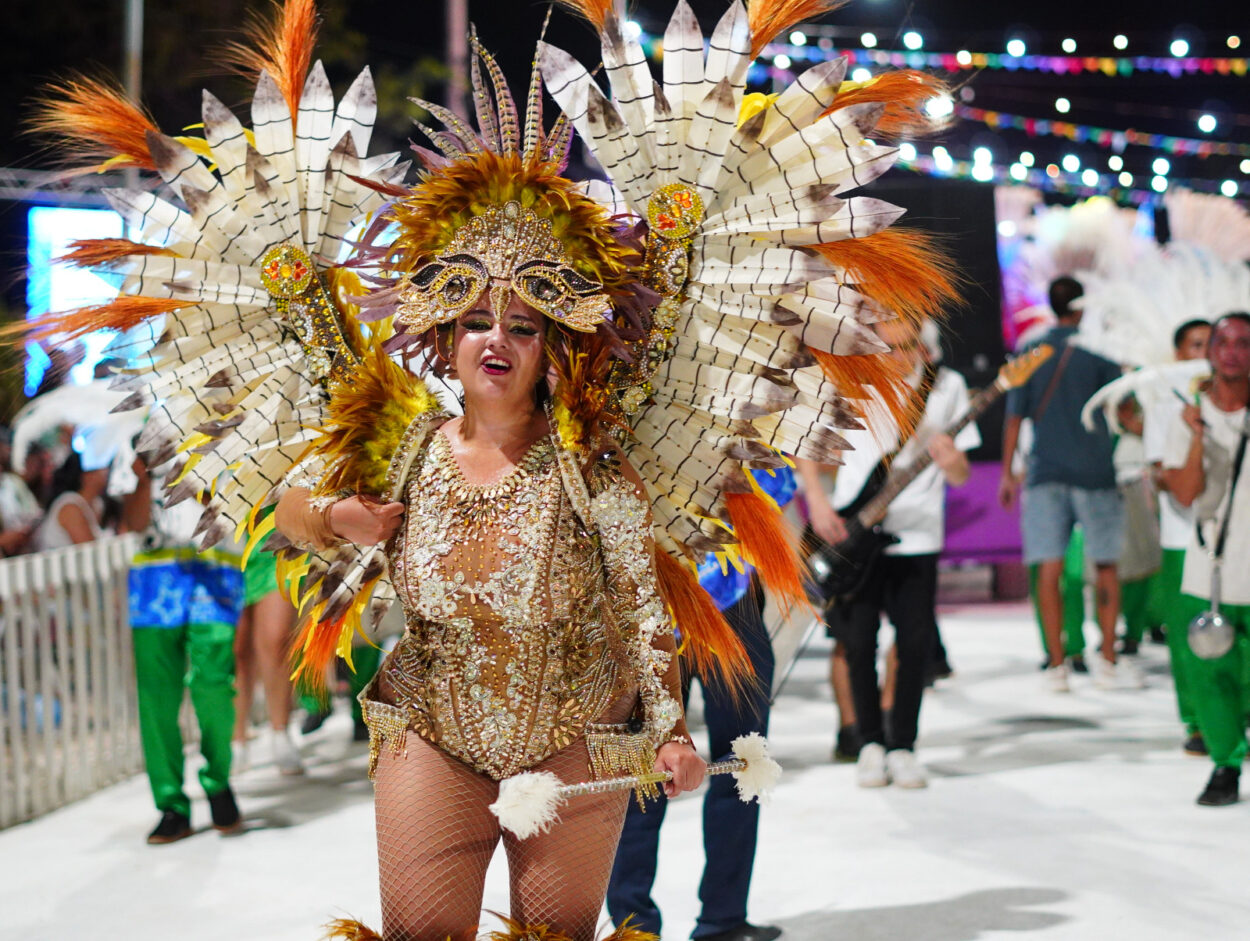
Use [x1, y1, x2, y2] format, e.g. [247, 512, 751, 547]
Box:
[539, 0, 958, 618]
[19, 0, 414, 687]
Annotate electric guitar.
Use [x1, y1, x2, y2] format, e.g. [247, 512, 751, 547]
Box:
[807, 344, 1054, 607]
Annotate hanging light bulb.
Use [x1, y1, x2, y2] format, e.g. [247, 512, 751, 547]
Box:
[1006, 38, 1026, 57]
[1108, 155, 1123, 171]
[1055, 97, 1071, 114]
[1062, 38, 1077, 53]
[1020, 151, 1035, 167]
[1113, 34, 1129, 51]
[861, 32, 878, 48]
[1062, 154, 1080, 173]
[1009, 163, 1028, 182]
[903, 31, 923, 50]
[1153, 157, 1171, 175]
[1198, 114, 1217, 134]
[1170, 38, 1190, 57]
[1081, 168, 1099, 187]
[1152, 175, 1168, 193]
[1221, 180, 1239, 197]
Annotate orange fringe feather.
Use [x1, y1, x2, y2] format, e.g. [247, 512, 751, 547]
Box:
[810, 347, 921, 443]
[57, 238, 176, 269]
[553, 0, 615, 33]
[323, 918, 382, 941]
[655, 551, 754, 700]
[747, 0, 847, 59]
[827, 70, 950, 138]
[815, 228, 960, 325]
[27, 75, 158, 172]
[220, 0, 319, 124]
[12, 297, 195, 342]
[724, 491, 809, 615]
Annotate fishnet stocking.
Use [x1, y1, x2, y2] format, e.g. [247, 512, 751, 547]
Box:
[374, 735, 498, 941]
[503, 739, 629, 940]
[372, 735, 628, 941]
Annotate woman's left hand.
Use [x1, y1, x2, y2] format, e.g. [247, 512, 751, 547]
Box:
[654, 739, 706, 797]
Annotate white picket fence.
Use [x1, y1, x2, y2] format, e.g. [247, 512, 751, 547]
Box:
[0, 534, 143, 829]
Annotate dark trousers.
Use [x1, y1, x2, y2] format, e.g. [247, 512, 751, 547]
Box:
[606, 584, 774, 939]
[828, 552, 938, 751]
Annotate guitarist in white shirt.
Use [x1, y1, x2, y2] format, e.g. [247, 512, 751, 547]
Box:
[798, 319, 979, 789]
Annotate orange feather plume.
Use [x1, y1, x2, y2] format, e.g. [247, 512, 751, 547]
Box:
[289, 603, 347, 693]
[554, 0, 615, 33]
[724, 490, 809, 615]
[810, 348, 923, 450]
[323, 919, 383, 941]
[27, 75, 158, 172]
[220, 0, 319, 123]
[12, 297, 196, 342]
[655, 551, 754, 700]
[57, 238, 176, 269]
[826, 70, 950, 138]
[747, 0, 847, 59]
[815, 228, 960, 325]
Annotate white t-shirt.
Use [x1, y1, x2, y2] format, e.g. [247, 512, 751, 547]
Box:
[1162, 395, 1250, 605]
[1144, 396, 1193, 550]
[32, 492, 102, 551]
[830, 367, 981, 556]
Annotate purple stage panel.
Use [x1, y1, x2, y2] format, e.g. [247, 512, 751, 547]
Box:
[944, 461, 1023, 564]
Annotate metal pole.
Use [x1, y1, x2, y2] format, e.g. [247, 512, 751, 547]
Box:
[122, 0, 143, 192]
[445, 0, 469, 119]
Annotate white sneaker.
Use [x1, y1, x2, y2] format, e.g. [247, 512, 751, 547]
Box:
[1043, 663, 1070, 693]
[1114, 655, 1145, 689]
[885, 749, 928, 789]
[1092, 655, 1144, 690]
[268, 727, 304, 775]
[231, 738, 251, 774]
[857, 743, 889, 787]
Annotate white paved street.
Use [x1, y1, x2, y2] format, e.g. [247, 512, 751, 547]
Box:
[3, 600, 1248, 941]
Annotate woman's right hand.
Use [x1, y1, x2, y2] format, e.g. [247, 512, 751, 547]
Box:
[808, 492, 847, 545]
[328, 496, 405, 545]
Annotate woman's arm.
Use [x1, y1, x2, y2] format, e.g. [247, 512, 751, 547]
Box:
[593, 453, 706, 796]
[274, 488, 404, 549]
[58, 500, 97, 545]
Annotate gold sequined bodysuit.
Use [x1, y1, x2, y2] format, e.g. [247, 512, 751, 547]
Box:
[362, 421, 683, 782]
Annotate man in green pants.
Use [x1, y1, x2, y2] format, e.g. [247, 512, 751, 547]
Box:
[125, 458, 245, 843]
[1160, 312, 1250, 806]
[1144, 319, 1212, 755]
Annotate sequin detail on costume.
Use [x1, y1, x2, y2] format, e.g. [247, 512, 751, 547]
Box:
[368, 430, 679, 781]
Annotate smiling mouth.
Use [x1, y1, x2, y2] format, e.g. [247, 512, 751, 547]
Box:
[482, 356, 512, 375]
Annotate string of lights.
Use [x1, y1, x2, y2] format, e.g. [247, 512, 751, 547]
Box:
[953, 105, 1250, 159]
[896, 144, 1242, 202]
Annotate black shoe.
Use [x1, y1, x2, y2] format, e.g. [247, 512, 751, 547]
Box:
[1183, 732, 1209, 757]
[301, 707, 332, 735]
[1196, 767, 1239, 806]
[1068, 655, 1088, 674]
[146, 810, 192, 845]
[1119, 638, 1139, 655]
[353, 716, 370, 742]
[1149, 626, 1167, 645]
[833, 726, 861, 762]
[699, 924, 783, 941]
[207, 786, 243, 833]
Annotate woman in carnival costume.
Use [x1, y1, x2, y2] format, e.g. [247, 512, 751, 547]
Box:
[21, 0, 956, 937]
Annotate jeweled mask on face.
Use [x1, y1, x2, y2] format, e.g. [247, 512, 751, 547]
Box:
[395, 200, 613, 335]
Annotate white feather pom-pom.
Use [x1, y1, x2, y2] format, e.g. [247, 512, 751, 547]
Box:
[729, 733, 782, 805]
[489, 771, 566, 839]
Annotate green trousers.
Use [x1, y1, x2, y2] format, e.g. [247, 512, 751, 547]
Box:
[132, 623, 236, 818]
[298, 641, 382, 723]
[1121, 575, 1154, 645]
[1030, 529, 1086, 659]
[1175, 594, 1250, 768]
[1156, 549, 1198, 732]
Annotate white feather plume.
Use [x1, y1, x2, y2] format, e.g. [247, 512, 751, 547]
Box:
[490, 771, 566, 839]
[729, 732, 781, 804]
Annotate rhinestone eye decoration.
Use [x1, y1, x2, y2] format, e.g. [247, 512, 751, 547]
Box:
[394, 201, 613, 335]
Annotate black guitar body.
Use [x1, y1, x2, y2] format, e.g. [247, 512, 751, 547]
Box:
[806, 522, 900, 607]
[803, 460, 899, 607]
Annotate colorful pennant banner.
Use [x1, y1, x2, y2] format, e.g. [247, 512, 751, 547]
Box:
[896, 152, 1235, 204]
[955, 105, 1250, 159]
[761, 43, 1250, 78]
